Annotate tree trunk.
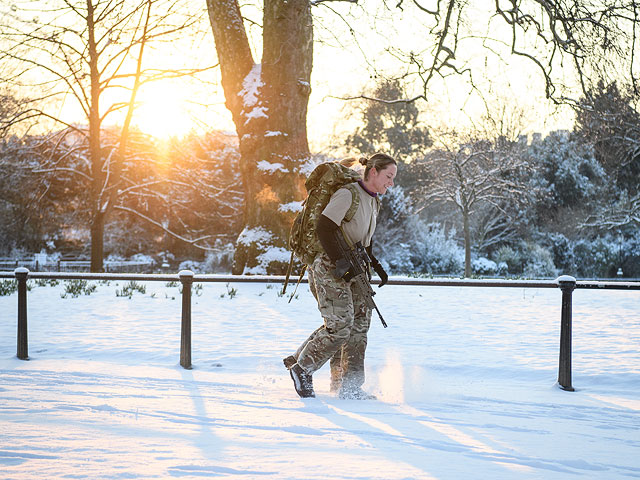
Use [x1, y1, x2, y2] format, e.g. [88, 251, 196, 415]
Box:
[463, 205, 471, 277]
[87, 1, 105, 273]
[207, 0, 312, 274]
[90, 211, 105, 272]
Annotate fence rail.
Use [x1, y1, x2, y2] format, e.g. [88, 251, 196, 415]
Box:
[2, 269, 639, 391]
[0, 258, 155, 273]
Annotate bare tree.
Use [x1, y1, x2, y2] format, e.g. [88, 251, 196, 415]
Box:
[0, 88, 30, 138]
[206, 0, 312, 274]
[1, 0, 209, 271]
[0, 133, 71, 253]
[112, 131, 245, 251]
[582, 193, 640, 230]
[0, 125, 244, 257]
[385, 1, 640, 105]
[420, 132, 532, 277]
[472, 206, 525, 254]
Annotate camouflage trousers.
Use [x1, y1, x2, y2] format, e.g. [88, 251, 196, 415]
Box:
[295, 254, 372, 392]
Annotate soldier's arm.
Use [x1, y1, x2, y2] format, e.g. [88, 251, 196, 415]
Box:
[316, 214, 342, 261]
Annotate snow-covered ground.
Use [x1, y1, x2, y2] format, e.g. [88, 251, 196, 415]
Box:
[1, 280, 638, 479]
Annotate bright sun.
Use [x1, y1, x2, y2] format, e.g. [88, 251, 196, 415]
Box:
[134, 83, 196, 139]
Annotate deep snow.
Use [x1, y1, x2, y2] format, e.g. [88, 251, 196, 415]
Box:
[1, 280, 638, 479]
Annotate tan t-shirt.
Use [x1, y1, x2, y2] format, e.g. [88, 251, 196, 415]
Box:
[322, 184, 379, 247]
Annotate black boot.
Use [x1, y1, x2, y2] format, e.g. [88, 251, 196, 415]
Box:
[289, 363, 315, 398]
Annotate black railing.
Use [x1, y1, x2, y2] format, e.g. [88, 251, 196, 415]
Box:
[0, 258, 156, 273]
[2, 269, 639, 389]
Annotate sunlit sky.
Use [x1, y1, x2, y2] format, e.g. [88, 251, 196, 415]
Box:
[16, 1, 577, 149]
[122, 3, 576, 150]
[133, 81, 212, 139]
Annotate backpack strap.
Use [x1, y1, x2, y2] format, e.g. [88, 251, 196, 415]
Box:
[343, 182, 360, 223]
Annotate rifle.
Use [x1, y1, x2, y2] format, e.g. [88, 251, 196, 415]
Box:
[333, 232, 388, 328]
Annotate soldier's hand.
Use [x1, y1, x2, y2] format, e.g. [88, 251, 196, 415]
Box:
[372, 262, 388, 287]
[333, 257, 356, 282]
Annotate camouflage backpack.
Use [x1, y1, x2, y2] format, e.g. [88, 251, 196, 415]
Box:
[289, 162, 362, 266]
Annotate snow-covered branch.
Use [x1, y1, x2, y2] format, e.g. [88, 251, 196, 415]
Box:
[113, 204, 218, 250]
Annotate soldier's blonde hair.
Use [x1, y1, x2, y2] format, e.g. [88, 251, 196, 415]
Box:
[359, 153, 396, 180]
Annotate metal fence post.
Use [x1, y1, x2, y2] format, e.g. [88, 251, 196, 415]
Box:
[15, 267, 29, 360]
[179, 270, 194, 369]
[557, 275, 576, 391]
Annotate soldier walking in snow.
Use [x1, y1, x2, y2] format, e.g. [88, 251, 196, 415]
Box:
[285, 153, 397, 399]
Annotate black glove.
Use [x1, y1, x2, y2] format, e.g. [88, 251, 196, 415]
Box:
[333, 257, 355, 282]
[372, 262, 388, 287]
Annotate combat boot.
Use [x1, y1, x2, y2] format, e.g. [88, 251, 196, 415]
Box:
[289, 363, 315, 398]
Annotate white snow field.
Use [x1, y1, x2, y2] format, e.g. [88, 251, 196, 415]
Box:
[0, 279, 638, 480]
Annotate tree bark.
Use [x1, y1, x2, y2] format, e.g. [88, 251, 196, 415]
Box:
[207, 0, 312, 274]
[87, 0, 105, 273]
[463, 204, 471, 277]
[90, 211, 105, 272]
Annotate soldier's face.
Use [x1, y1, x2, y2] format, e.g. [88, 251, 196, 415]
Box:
[370, 164, 397, 194]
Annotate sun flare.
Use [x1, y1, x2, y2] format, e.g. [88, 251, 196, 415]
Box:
[134, 83, 196, 139]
